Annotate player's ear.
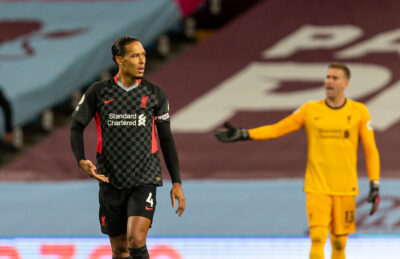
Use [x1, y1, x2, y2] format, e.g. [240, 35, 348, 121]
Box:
[343, 79, 349, 89]
[115, 56, 123, 66]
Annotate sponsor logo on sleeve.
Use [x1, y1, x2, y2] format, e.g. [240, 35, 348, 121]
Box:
[157, 113, 170, 121]
[367, 120, 374, 130]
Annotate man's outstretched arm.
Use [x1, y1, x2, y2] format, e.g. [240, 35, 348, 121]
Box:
[214, 109, 306, 142]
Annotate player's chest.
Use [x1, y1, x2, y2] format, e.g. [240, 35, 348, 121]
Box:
[305, 109, 361, 137]
[96, 88, 158, 115]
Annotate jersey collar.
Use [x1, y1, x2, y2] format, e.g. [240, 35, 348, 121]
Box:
[325, 98, 347, 110]
[113, 75, 142, 92]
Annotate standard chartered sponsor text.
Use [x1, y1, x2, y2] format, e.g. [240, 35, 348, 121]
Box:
[109, 113, 137, 120]
[107, 113, 146, 126]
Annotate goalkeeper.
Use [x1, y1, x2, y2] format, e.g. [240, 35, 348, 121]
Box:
[215, 63, 380, 259]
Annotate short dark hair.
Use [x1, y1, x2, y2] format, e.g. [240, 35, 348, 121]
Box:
[111, 36, 140, 64]
[329, 62, 350, 80]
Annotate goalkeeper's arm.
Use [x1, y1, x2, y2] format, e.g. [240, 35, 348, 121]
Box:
[214, 113, 304, 143]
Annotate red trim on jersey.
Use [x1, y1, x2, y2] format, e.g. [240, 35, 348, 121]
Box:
[113, 74, 141, 85]
[151, 117, 158, 153]
[95, 112, 102, 154]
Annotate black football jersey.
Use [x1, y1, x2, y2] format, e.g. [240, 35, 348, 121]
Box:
[72, 76, 170, 189]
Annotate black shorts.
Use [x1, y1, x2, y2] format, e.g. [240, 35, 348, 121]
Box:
[98, 182, 157, 237]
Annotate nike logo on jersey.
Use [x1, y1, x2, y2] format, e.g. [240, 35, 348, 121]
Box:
[145, 206, 154, 211]
[104, 98, 116, 104]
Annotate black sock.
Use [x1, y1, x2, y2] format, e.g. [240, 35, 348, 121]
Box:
[129, 245, 149, 259]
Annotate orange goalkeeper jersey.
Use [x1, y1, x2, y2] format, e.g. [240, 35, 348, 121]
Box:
[248, 99, 380, 195]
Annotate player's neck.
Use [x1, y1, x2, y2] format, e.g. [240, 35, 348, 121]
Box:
[117, 74, 139, 88]
[326, 96, 346, 108]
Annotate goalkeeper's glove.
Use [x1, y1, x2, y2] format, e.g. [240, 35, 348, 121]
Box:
[214, 122, 250, 142]
[367, 180, 380, 216]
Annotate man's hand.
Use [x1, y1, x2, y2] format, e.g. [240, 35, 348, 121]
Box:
[170, 183, 185, 217]
[214, 122, 250, 142]
[367, 180, 380, 216]
[79, 159, 109, 183]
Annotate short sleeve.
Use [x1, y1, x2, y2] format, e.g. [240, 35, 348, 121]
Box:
[155, 87, 170, 124]
[72, 85, 97, 126]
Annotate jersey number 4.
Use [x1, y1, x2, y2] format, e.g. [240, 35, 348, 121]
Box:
[146, 192, 154, 207]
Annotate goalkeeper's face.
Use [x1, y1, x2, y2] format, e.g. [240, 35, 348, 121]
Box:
[324, 68, 348, 100]
[117, 41, 146, 80]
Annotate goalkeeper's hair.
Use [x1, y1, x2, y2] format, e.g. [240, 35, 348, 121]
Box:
[329, 62, 351, 80]
[111, 36, 140, 65]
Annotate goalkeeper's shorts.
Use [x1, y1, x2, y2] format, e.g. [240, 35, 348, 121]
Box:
[306, 192, 356, 235]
